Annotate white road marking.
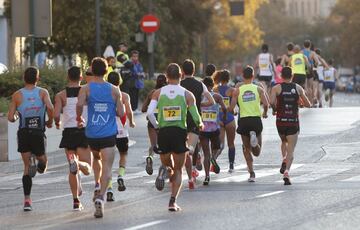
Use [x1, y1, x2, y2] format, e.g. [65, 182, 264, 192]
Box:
[123, 220, 168, 230]
[33, 193, 74, 203]
[256, 191, 284, 198]
[341, 175, 360, 182]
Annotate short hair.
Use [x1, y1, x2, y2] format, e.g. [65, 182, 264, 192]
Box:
[131, 50, 139, 56]
[275, 57, 282, 66]
[294, 45, 301, 53]
[220, 69, 230, 83]
[202, 77, 214, 88]
[287, 42, 294, 51]
[182, 59, 195, 76]
[304, 40, 311, 48]
[205, 64, 216, 77]
[243, 66, 254, 79]
[155, 74, 167, 89]
[281, 66, 292, 79]
[107, 71, 122, 86]
[24, 67, 39, 84]
[166, 63, 182, 80]
[68, 66, 81, 81]
[91, 57, 108, 76]
[315, 48, 321, 55]
[262, 44, 269, 53]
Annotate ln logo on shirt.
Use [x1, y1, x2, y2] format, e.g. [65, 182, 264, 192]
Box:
[92, 103, 110, 125]
[242, 91, 256, 102]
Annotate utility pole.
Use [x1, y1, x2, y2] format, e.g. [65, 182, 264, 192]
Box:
[29, 0, 35, 65]
[147, 0, 155, 79]
[95, 0, 101, 56]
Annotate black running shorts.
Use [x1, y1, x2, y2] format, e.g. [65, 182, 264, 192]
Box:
[17, 129, 46, 156]
[87, 135, 116, 152]
[200, 129, 221, 150]
[59, 128, 88, 151]
[277, 125, 300, 136]
[158, 127, 188, 154]
[116, 137, 129, 153]
[292, 74, 306, 87]
[258, 75, 272, 82]
[237, 117, 263, 137]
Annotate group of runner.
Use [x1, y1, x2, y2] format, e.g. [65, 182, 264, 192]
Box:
[8, 41, 324, 217]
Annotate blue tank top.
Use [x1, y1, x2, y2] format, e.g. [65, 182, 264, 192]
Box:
[86, 82, 117, 138]
[302, 49, 313, 66]
[17, 87, 46, 131]
[218, 85, 234, 124]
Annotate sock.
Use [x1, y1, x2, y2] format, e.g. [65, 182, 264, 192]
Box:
[107, 179, 113, 189]
[169, 196, 176, 204]
[95, 182, 100, 190]
[228, 147, 235, 164]
[118, 166, 125, 177]
[73, 198, 79, 203]
[22, 175, 32, 196]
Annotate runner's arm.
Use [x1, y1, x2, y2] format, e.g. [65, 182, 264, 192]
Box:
[141, 90, 154, 113]
[7, 92, 18, 122]
[254, 55, 259, 71]
[270, 85, 280, 114]
[54, 92, 63, 129]
[270, 54, 277, 76]
[258, 86, 269, 118]
[76, 85, 87, 126]
[280, 54, 287, 67]
[42, 89, 54, 128]
[123, 93, 135, 127]
[214, 93, 227, 112]
[146, 89, 160, 129]
[201, 83, 215, 107]
[114, 86, 125, 118]
[228, 88, 239, 114]
[186, 91, 203, 128]
[297, 84, 311, 108]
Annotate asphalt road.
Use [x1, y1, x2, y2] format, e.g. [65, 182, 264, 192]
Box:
[0, 92, 360, 230]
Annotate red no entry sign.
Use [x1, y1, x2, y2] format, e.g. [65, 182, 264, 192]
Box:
[140, 14, 160, 33]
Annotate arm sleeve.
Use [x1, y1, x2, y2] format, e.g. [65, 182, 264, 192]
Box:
[188, 105, 202, 127]
[146, 99, 159, 129]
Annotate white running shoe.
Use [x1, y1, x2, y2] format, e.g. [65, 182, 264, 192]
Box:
[250, 131, 258, 148]
[94, 198, 104, 218]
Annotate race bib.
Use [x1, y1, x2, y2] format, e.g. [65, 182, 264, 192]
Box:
[259, 63, 268, 70]
[202, 110, 217, 122]
[163, 106, 181, 121]
[223, 97, 230, 107]
[324, 74, 332, 81]
[25, 116, 41, 129]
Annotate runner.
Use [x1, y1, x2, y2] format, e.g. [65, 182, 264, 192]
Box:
[200, 77, 226, 185]
[213, 70, 236, 173]
[8, 67, 54, 211]
[146, 63, 203, 211]
[105, 71, 136, 201]
[180, 59, 215, 189]
[270, 66, 311, 185]
[76, 57, 124, 218]
[323, 59, 338, 107]
[289, 45, 310, 90]
[54, 66, 92, 211]
[314, 48, 328, 108]
[142, 74, 168, 175]
[229, 66, 269, 182]
[274, 58, 283, 84]
[255, 44, 276, 96]
[280, 42, 294, 67]
[205, 63, 216, 78]
[302, 40, 318, 104]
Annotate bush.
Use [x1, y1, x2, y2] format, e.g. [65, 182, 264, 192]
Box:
[0, 97, 9, 113]
[0, 68, 67, 101]
[139, 79, 156, 102]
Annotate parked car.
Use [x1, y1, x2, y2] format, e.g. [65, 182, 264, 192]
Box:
[0, 63, 8, 74]
[336, 68, 354, 92]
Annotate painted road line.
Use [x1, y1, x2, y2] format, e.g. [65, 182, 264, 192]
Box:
[33, 193, 75, 203]
[123, 220, 169, 230]
[341, 175, 360, 182]
[256, 191, 285, 198]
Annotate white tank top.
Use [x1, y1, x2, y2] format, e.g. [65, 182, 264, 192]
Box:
[259, 53, 272, 77]
[324, 67, 336, 82]
[62, 87, 87, 128]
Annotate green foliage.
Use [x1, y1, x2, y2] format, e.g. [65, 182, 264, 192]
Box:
[139, 79, 156, 102]
[0, 68, 67, 100]
[0, 97, 9, 113]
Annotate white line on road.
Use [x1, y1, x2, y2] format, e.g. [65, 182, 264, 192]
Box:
[33, 193, 76, 203]
[123, 220, 169, 230]
[256, 191, 284, 198]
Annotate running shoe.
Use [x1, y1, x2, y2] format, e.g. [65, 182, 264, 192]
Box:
[106, 189, 115, 202]
[248, 172, 256, 182]
[325, 89, 330, 102]
[145, 156, 153, 175]
[228, 163, 234, 174]
[280, 161, 286, 174]
[250, 131, 258, 148]
[23, 199, 32, 211]
[28, 155, 37, 178]
[196, 154, 203, 171]
[168, 199, 181, 212]
[92, 188, 100, 202]
[155, 165, 167, 191]
[117, 176, 126, 192]
[283, 171, 291, 185]
[192, 168, 199, 178]
[73, 200, 84, 211]
[203, 176, 210, 186]
[188, 178, 195, 190]
[211, 158, 220, 174]
[94, 198, 104, 218]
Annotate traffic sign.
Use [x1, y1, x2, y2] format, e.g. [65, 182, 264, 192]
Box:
[140, 14, 160, 33]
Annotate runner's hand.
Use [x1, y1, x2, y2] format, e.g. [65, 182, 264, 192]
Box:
[262, 112, 268, 119]
[130, 121, 136, 128]
[77, 116, 85, 128]
[55, 121, 61, 129]
[198, 122, 204, 131]
[46, 120, 53, 128]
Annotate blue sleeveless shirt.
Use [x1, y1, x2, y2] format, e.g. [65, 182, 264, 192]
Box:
[218, 85, 235, 124]
[86, 82, 117, 138]
[17, 87, 46, 131]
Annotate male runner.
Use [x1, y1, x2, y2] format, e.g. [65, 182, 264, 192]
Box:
[270, 67, 311, 185]
[147, 63, 203, 211]
[180, 59, 215, 189]
[106, 71, 135, 201]
[323, 59, 338, 107]
[54, 66, 92, 210]
[289, 45, 310, 90]
[280, 42, 294, 67]
[229, 66, 268, 182]
[255, 44, 276, 96]
[77, 57, 124, 218]
[8, 67, 54, 211]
